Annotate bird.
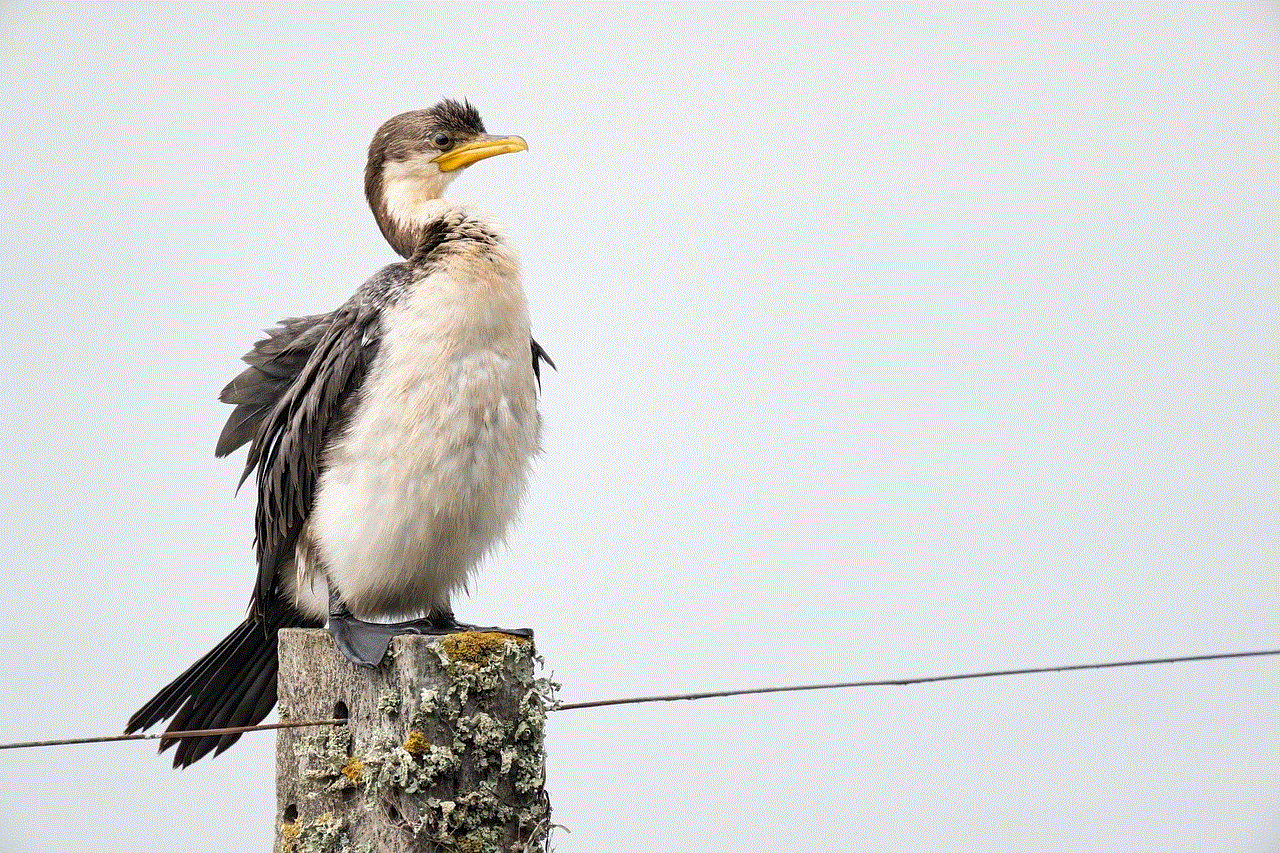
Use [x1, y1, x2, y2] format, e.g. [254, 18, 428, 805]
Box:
[126, 99, 552, 767]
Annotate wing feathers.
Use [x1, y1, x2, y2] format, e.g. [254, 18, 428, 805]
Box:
[215, 314, 333, 459]
[239, 293, 386, 614]
[531, 337, 555, 387]
[216, 264, 551, 618]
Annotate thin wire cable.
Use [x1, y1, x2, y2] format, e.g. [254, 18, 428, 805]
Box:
[1, 647, 1277, 752]
[0, 719, 346, 752]
[552, 648, 1280, 710]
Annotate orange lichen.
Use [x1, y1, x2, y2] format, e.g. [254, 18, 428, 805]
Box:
[340, 757, 364, 785]
[279, 820, 299, 853]
[438, 631, 528, 665]
[403, 730, 431, 754]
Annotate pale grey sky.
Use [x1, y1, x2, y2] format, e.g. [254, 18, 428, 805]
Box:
[0, 3, 1277, 852]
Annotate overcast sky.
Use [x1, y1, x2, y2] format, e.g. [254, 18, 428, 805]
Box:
[0, 3, 1277, 852]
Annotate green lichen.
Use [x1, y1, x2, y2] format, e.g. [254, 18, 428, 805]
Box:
[288, 633, 557, 852]
[361, 736, 462, 796]
[454, 712, 508, 757]
[410, 687, 450, 731]
[407, 788, 513, 852]
[297, 726, 360, 790]
[429, 634, 535, 708]
[292, 811, 349, 853]
[377, 692, 402, 717]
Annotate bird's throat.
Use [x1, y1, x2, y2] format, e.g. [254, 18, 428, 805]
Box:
[373, 160, 458, 259]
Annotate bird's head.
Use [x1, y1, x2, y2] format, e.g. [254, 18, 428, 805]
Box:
[365, 99, 527, 258]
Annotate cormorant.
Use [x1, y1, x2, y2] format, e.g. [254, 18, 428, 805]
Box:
[126, 99, 551, 766]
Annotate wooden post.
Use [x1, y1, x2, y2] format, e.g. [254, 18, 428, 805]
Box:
[274, 629, 553, 853]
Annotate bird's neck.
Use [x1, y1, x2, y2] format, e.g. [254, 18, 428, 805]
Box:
[367, 161, 456, 259]
[374, 196, 452, 259]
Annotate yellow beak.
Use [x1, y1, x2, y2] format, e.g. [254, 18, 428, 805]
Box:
[432, 134, 528, 172]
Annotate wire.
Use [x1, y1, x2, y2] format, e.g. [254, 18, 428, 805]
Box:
[552, 648, 1280, 710]
[0, 648, 1276, 752]
[0, 719, 346, 752]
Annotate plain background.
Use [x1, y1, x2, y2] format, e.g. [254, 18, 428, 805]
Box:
[0, 3, 1277, 851]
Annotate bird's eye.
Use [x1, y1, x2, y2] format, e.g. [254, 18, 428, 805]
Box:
[432, 133, 452, 149]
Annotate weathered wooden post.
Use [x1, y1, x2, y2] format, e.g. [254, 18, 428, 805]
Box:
[274, 629, 553, 853]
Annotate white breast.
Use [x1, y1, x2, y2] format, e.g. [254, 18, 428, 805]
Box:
[308, 223, 540, 620]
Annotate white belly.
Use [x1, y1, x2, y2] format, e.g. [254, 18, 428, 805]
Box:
[308, 257, 539, 620]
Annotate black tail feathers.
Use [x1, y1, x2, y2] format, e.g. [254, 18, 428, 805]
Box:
[126, 601, 317, 767]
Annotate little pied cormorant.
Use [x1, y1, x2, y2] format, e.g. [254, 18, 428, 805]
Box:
[126, 99, 552, 767]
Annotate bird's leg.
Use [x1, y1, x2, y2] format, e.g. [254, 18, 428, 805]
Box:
[325, 588, 402, 668]
[325, 589, 532, 668]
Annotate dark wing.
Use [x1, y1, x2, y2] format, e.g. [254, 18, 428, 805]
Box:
[222, 272, 395, 617]
[531, 337, 555, 388]
[216, 314, 332, 458]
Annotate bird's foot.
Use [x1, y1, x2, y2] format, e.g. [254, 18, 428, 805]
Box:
[419, 614, 535, 640]
[326, 612, 533, 668]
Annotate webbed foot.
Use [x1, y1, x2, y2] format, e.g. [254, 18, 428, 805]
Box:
[325, 611, 534, 668]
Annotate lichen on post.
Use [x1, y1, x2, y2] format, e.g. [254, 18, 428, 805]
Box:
[275, 628, 555, 853]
